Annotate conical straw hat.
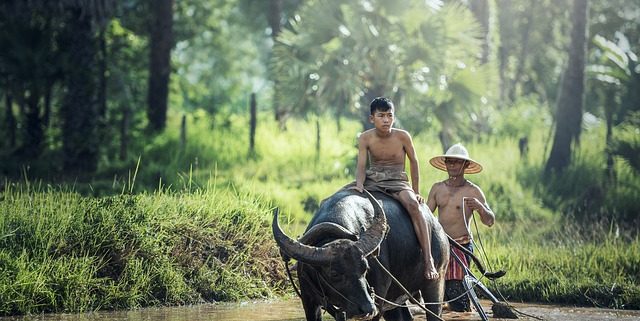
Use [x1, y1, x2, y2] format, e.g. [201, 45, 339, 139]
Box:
[429, 143, 483, 174]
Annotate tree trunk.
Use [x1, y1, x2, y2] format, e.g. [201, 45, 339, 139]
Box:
[496, 0, 513, 106]
[510, 2, 535, 102]
[249, 92, 257, 158]
[147, 0, 174, 134]
[61, 7, 99, 174]
[469, 0, 490, 64]
[545, 0, 589, 174]
[268, 0, 284, 125]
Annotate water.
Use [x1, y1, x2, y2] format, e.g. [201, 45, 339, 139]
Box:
[0, 299, 306, 321]
[1, 299, 639, 321]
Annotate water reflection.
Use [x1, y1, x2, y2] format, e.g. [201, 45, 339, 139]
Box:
[0, 299, 305, 321]
[2, 299, 640, 321]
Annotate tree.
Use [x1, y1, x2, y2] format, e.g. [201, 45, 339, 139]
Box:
[469, 0, 490, 64]
[0, 2, 60, 158]
[272, 0, 490, 140]
[545, 0, 589, 174]
[147, 0, 174, 134]
[60, 1, 115, 173]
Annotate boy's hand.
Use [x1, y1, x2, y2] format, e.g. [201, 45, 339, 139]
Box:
[349, 185, 364, 193]
[416, 194, 425, 204]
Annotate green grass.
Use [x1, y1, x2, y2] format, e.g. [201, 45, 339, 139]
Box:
[480, 219, 640, 309]
[0, 183, 287, 315]
[1, 104, 639, 314]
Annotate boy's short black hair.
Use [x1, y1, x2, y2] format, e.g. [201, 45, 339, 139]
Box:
[370, 97, 394, 115]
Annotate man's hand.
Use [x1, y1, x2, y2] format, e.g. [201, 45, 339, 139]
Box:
[416, 194, 425, 204]
[464, 197, 484, 212]
[349, 185, 364, 193]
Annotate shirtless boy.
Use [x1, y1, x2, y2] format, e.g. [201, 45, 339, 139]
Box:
[350, 97, 438, 280]
[426, 143, 495, 311]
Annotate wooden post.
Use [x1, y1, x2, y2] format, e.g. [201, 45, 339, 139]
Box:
[249, 93, 257, 158]
[315, 117, 321, 161]
[180, 114, 187, 153]
[119, 104, 130, 161]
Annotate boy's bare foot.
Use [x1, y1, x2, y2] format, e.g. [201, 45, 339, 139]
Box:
[424, 261, 439, 280]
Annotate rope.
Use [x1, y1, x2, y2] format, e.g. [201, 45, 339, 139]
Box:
[466, 199, 545, 320]
[284, 259, 303, 300]
[371, 257, 446, 321]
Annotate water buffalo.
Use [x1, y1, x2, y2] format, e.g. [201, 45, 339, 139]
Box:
[272, 189, 450, 321]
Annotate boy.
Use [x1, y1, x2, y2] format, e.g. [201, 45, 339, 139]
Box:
[350, 97, 438, 280]
[426, 143, 495, 311]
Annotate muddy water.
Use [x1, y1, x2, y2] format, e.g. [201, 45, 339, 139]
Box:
[1, 299, 639, 321]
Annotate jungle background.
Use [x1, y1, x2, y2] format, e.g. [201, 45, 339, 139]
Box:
[0, 0, 639, 316]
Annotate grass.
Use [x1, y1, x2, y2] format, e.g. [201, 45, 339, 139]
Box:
[0, 182, 287, 315]
[1, 105, 639, 314]
[481, 218, 640, 309]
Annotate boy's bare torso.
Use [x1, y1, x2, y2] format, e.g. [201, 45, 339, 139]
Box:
[361, 128, 408, 169]
[430, 180, 482, 240]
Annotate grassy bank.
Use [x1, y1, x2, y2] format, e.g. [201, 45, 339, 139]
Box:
[1, 109, 639, 315]
[475, 219, 640, 310]
[0, 183, 286, 315]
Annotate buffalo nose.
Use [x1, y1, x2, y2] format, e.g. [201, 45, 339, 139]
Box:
[355, 304, 377, 320]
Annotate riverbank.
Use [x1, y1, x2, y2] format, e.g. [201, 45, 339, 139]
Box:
[0, 184, 287, 316]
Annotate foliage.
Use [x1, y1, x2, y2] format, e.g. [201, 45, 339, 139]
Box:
[271, 0, 494, 139]
[610, 111, 640, 174]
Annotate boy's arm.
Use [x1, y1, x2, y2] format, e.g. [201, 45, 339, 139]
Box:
[354, 134, 368, 192]
[403, 132, 420, 196]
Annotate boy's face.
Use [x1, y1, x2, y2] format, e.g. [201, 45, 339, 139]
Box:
[369, 108, 395, 133]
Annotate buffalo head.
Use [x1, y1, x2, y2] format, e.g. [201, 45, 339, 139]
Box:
[272, 190, 387, 320]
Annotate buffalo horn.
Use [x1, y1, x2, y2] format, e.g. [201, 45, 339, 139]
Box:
[355, 190, 388, 256]
[272, 208, 333, 265]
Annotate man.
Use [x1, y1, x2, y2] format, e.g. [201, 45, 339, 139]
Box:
[426, 143, 495, 311]
[349, 97, 439, 280]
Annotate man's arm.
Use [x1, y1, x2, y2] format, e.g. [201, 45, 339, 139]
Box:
[354, 133, 368, 192]
[426, 183, 438, 213]
[464, 186, 495, 226]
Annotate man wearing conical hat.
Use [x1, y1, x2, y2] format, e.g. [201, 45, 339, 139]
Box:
[426, 143, 495, 312]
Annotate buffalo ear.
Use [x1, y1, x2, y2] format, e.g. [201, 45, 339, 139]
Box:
[299, 222, 358, 246]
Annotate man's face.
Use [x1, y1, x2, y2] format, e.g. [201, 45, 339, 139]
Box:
[369, 109, 394, 133]
[445, 157, 468, 175]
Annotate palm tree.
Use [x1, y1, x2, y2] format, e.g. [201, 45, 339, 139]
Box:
[589, 34, 640, 177]
[272, 0, 491, 144]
